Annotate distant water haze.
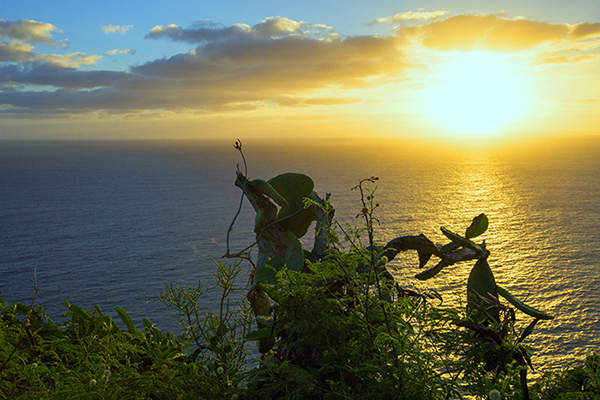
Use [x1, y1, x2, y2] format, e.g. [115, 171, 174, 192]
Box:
[1, 138, 599, 370]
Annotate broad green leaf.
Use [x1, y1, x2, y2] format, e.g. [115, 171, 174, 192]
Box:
[284, 231, 304, 272]
[255, 261, 280, 284]
[269, 173, 316, 238]
[467, 258, 498, 321]
[465, 213, 489, 239]
[268, 173, 314, 201]
[115, 306, 135, 333]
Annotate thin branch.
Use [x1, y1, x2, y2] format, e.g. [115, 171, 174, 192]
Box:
[225, 140, 247, 258]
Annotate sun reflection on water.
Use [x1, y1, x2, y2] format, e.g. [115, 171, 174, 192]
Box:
[252, 139, 600, 369]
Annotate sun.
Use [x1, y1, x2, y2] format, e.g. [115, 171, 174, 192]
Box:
[421, 53, 529, 138]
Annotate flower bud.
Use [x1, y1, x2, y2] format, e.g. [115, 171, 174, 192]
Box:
[489, 389, 501, 400]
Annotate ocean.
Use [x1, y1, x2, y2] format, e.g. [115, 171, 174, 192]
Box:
[1, 138, 599, 370]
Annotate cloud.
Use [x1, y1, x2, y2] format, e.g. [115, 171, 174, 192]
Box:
[105, 48, 132, 56]
[277, 96, 362, 107]
[0, 16, 407, 117]
[537, 54, 598, 64]
[1, 14, 597, 119]
[397, 14, 574, 52]
[370, 10, 449, 25]
[0, 63, 148, 90]
[252, 17, 302, 37]
[0, 19, 67, 47]
[0, 40, 101, 68]
[146, 22, 250, 43]
[135, 31, 406, 93]
[0, 40, 35, 62]
[34, 53, 102, 68]
[569, 22, 600, 40]
[101, 25, 133, 35]
[146, 17, 339, 43]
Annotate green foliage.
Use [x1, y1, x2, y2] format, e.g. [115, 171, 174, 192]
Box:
[0, 262, 251, 399]
[534, 353, 600, 400]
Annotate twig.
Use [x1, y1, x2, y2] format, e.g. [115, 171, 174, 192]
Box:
[225, 140, 248, 258]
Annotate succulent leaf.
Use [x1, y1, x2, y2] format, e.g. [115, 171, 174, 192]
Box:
[415, 259, 450, 280]
[496, 285, 554, 320]
[250, 179, 289, 208]
[268, 173, 314, 201]
[283, 231, 304, 272]
[255, 262, 280, 284]
[268, 173, 317, 238]
[441, 227, 483, 254]
[467, 258, 499, 321]
[440, 242, 460, 253]
[417, 249, 432, 268]
[465, 213, 489, 239]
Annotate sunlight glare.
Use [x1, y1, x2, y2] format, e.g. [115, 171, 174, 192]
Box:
[422, 53, 529, 138]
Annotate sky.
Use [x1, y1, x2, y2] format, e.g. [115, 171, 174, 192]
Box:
[1, 0, 599, 141]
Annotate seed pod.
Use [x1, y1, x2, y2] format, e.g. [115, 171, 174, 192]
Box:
[496, 285, 554, 320]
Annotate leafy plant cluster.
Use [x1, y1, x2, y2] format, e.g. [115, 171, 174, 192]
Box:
[0, 279, 247, 399]
[2, 143, 599, 399]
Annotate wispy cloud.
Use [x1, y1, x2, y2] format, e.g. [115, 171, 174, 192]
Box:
[537, 54, 598, 64]
[101, 25, 133, 35]
[0, 40, 100, 67]
[370, 10, 449, 25]
[569, 22, 600, 40]
[104, 48, 132, 56]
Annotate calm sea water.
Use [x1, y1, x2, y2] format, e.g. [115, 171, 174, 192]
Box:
[1, 139, 599, 370]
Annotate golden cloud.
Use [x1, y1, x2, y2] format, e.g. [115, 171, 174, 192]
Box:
[0, 40, 34, 62]
[0, 19, 66, 46]
[538, 54, 598, 64]
[398, 14, 571, 52]
[1, 17, 407, 116]
[101, 25, 133, 35]
[371, 10, 449, 25]
[569, 22, 600, 40]
[105, 49, 132, 56]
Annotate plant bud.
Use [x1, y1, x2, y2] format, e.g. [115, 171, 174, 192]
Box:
[489, 389, 501, 400]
